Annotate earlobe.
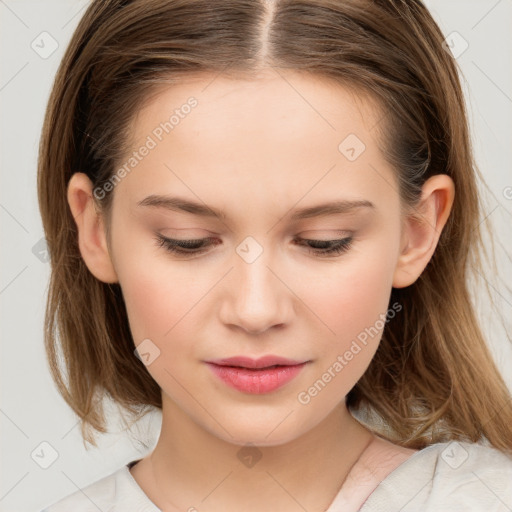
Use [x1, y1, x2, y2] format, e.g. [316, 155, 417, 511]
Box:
[67, 172, 119, 284]
[392, 174, 455, 289]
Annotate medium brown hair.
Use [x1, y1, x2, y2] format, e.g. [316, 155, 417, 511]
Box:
[37, 0, 512, 452]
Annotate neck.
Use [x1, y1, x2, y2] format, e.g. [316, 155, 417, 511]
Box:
[142, 397, 375, 512]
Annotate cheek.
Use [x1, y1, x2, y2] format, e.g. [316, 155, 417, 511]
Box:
[122, 269, 195, 344]
[292, 248, 399, 410]
[118, 256, 204, 394]
[298, 247, 399, 344]
[113, 234, 198, 347]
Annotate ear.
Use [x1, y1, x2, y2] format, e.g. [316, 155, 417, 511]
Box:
[392, 174, 455, 288]
[67, 172, 119, 284]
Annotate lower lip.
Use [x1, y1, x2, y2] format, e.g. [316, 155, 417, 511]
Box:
[206, 362, 308, 394]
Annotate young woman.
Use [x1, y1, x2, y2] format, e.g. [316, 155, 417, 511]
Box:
[38, 1, 512, 510]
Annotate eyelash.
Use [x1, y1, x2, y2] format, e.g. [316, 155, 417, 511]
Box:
[154, 234, 353, 258]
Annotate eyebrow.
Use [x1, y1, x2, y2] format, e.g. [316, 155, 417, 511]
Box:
[137, 195, 375, 220]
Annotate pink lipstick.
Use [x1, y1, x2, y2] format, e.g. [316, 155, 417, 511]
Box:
[205, 356, 310, 394]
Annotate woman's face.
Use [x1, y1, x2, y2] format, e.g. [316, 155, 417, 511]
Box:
[106, 69, 405, 446]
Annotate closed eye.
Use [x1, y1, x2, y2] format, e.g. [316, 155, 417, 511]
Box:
[154, 234, 354, 258]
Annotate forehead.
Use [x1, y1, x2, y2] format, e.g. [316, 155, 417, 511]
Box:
[113, 68, 395, 219]
[131, 69, 382, 143]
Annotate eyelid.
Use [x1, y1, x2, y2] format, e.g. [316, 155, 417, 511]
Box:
[153, 233, 354, 258]
[298, 229, 352, 237]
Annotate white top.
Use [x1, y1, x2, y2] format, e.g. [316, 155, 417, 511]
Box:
[40, 440, 512, 511]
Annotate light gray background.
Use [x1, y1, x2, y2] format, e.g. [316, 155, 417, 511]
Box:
[1, 1, 511, 510]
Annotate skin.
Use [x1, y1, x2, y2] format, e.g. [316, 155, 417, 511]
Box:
[67, 67, 454, 511]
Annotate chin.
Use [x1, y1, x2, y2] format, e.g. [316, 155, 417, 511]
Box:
[205, 414, 313, 448]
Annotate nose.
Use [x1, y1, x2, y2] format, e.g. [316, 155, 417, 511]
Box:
[218, 243, 292, 335]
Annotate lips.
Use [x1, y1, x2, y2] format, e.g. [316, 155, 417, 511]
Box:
[205, 355, 310, 394]
[207, 355, 307, 369]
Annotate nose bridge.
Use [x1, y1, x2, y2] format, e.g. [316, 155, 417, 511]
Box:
[221, 234, 289, 334]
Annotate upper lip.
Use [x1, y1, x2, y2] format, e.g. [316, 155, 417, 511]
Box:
[206, 356, 308, 369]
